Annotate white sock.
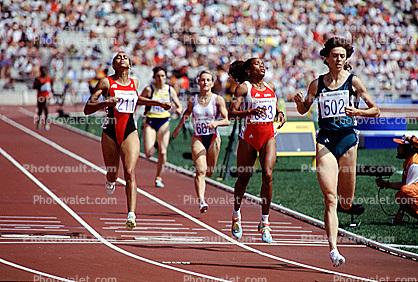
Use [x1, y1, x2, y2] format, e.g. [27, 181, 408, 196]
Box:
[199, 199, 206, 205]
[330, 249, 339, 256]
[128, 212, 135, 218]
[261, 214, 269, 223]
[106, 181, 115, 186]
[232, 208, 241, 219]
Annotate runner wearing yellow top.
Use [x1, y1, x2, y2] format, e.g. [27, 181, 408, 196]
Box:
[141, 67, 182, 188]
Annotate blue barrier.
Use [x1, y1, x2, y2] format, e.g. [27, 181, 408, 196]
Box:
[356, 117, 410, 149]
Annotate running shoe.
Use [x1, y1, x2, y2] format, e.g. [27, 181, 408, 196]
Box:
[105, 181, 116, 195]
[155, 178, 165, 188]
[231, 217, 242, 240]
[329, 249, 346, 267]
[258, 222, 273, 243]
[337, 203, 365, 215]
[199, 202, 208, 213]
[45, 123, 50, 131]
[125, 212, 136, 229]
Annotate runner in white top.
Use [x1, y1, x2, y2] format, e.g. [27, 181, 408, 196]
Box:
[173, 70, 229, 213]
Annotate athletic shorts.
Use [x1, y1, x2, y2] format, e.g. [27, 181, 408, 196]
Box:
[240, 123, 274, 151]
[316, 128, 358, 159]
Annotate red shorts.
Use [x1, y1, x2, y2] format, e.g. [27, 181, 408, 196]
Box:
[240, 123, 274, 151]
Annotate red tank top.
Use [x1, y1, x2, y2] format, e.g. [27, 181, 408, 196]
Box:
[37, 76, 52, 98]
[104, 76, 139, 145]
[107, 76, 138, 114]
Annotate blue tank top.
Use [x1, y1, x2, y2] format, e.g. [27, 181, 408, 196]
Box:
[316, 73, 358, 131]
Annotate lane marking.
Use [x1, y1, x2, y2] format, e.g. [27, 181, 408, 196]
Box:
[218, 220, 292, 225]
[0, 228, 69, 232]
[224, 225, 302, 229]
[0, 216, 57, 219]
[100, 218, 176, 222]
[104, 222, 183, 226]
[387, 244, 418, 249]
[0, 257, 73, 282]
[0, 220, 62, 223]
[0, 224, 65, 228]
[0, 114, 378, 281]
[220, 228, 312, 233]
[115, 231, 198, 234]
[104, 227, 190, 230]
[0, 147, 228, 282]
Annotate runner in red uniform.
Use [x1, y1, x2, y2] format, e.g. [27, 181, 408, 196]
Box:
[83, 52, 170, 229]
[33, 66, 53, 130]
[228, 58, 285, 243]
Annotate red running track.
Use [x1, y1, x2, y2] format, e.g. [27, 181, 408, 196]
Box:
[0, 106, 417, 282]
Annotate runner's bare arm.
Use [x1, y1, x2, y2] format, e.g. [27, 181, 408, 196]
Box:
[83, 77, 114, 115]
[209, 96, 230, 129]
[170, 86, 183, 115]
[140, 86, 152, 98]
[172, 97, 193, 139]
[229, 83, 263, 118]
[346, 76, 380, 117]
[294, 79, 318, 115]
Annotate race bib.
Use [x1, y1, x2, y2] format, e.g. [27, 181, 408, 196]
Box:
[193, 118, 216, 135]
[114, 90, 138, 113]
[318, 90, 349, 118]
[40, 83, 52, 92]
[249, 99, 276, 123]
[150, 104, 166, 113]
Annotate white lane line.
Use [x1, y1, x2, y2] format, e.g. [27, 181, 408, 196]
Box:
[1, 234, 72, 239]
[0, 228, 69, 232]
[243, 234, 316, 237]
[1, 114, 377, 282]
[0, 224, 65, 228]
[387, 244, 418, 249]
[0, 257, 73, 282]
[0, 220, 62, 223]
[218, 220, 292, 225]
[104, 222, 183, 226]
[220, 229, 312, 233]
[226, 225, 302, 229]
[0, 216, 57, 219]
[115, 231, 198, 234]
[104, 227, 190, 230]
[0, 147, 227, 282]
[100, 218, 176, 222]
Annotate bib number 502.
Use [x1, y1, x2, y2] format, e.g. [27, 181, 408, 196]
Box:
[323, 99, 345, 116]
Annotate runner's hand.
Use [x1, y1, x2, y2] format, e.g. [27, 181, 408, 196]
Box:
[102, 96, 117, 107]
[345, 106, 358, 116]
[275, 112, 286, 129]
[294, 91, 304, 104]
[208, 121, 218, 129]
[160, 102, 171, 110]
[250, 107, 266, 118]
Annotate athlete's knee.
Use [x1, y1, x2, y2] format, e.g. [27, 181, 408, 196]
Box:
[323, 193, 338, 208]
[123, 167, 136, 181]
[206, 167, 214, 177]
[144, 148, 154, 158]
[158, 151, 167, 160]
[237, 172, 252, 185]
[195, 167, 207, 176]
[262, 168, 273, 183]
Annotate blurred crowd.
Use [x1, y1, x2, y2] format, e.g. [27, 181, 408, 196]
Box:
[0, 0, 417, 101]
